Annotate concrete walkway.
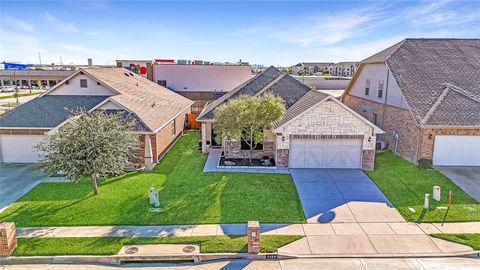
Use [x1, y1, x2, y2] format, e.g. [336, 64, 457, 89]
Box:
[17, 222, 480, 238]
[16, 222, 480, 256]
[203, 149, 290, 174]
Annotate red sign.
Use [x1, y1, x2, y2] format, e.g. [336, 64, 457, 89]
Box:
[155, 59, 175, 63]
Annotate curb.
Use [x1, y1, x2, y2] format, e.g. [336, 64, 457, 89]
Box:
[1, 251, 478, 265]
[0, 253, 291, 265]
[278, 250, 480, 259]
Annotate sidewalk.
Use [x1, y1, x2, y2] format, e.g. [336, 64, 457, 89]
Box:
[15, 222, 480, 257]
[17, 221, 480, 238]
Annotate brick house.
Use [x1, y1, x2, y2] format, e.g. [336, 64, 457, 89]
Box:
[0, 68, 193, 169]
[342, 38, 480, 166]
[197, 66, 383, 170]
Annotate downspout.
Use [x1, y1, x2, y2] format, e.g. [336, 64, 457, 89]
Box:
[381, 68, 390, 130]
[144, 135, 154, 171]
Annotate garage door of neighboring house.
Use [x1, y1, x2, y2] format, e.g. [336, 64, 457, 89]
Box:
[289, 138, 363, 169]
[0, 135, 44, 163]
[433, 135, 480, 166]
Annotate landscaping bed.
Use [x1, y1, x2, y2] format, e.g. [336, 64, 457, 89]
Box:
[219, 154, 275, 167]
[13, 235, 302, 256]
[0, 131, 305, 226]
[366, 151, 480, 222]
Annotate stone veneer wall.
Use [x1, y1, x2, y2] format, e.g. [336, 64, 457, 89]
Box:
[275, 99, 377, 170]
[223, 140, 275, 160]
[343, 94, 421, 162]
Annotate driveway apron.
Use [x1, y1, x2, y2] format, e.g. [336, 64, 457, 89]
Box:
[0, 163, 46, 211]
[290, 169, 404, 223]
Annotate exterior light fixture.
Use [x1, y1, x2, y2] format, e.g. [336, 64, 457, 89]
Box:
[428, 134, 433, 140]
[368, 137, 372, 143]
[281, 136, 285, 142]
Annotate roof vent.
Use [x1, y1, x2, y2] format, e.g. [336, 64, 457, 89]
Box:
[129, 72, 134, 76]
[124, 73, 130, 77]
[151, 102, 156, 108]
[136, 82, 139, 86]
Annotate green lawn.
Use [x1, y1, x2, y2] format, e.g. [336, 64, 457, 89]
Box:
[366, 151, 480, 222]
[13, 235, 302, 256]
[431, 234, 480, 250]
[0, 131, 305, 226]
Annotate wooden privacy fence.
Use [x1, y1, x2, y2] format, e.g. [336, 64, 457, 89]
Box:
[187, 113, 201, 130]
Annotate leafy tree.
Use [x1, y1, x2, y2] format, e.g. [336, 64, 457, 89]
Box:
[36, 110, 138, 195]
[214, 93, 286, 163]
[287, 67, 294, 74]
[322, 69, 331, 76]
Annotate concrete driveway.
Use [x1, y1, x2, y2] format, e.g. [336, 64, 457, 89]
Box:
[290, 169, 404, 223]
[0, 163, 46, 211]
[437, 166, 480, 202]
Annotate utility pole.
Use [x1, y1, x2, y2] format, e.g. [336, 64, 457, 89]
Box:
[38, 53, 42, 65]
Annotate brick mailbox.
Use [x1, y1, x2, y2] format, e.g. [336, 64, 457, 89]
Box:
[0, 222, 17, 256]
[247, 221, 260, 253]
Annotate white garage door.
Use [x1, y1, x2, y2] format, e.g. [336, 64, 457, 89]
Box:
[433, 135, 480, 166]
[289, 138, 362, 168]
[0, 135, 44, 163]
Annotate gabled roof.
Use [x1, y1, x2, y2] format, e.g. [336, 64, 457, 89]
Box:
[0, 95, 108, 128]
[274, 92, 384, 134]
[354, 38, 480, 127]
[197, 66, 314, 121]
[82, 68, 193, 132]
[1, 68, 194, 132]
[273, 90, 328, 128]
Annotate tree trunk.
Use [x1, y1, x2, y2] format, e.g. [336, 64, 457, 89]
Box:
[91, 176, 99, 195]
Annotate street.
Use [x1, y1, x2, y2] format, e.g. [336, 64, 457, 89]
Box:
[1, 257, 480, 270]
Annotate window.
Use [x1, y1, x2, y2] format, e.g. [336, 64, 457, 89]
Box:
[157, 80, 167, 87]
[171, 119, 176, 135]
[365, 79, 370, 95]
[80, 79, 87, 88]
[373, 113, 378, 125]
[240, 131, 263, 150]
[378, 80, 384, 98]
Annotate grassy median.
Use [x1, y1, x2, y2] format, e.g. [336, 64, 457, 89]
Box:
[13, 235, 302, 256]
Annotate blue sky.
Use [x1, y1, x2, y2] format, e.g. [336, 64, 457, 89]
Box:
[1, 0, 479, 66]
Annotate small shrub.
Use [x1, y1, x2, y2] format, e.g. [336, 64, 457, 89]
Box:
[418, 158, 433, 169]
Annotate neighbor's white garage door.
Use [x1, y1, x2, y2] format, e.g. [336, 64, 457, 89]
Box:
[433, 135, 480, 166]
[0, 135, 44, 163]
[289, 138, 362, 168]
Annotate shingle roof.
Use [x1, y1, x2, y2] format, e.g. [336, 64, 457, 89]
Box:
[364, 38, 480, 126]
[197, 66, 313, 121]
[76, 68, 194, 132]
[273, 90, 329, 128]
[0, 95, 108, 128]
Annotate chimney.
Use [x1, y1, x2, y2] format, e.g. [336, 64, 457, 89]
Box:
[87, 58, 93, 67]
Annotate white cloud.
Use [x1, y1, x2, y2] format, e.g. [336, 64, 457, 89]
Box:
[43, 12, 78, 33]
[1, 15, 34, 32]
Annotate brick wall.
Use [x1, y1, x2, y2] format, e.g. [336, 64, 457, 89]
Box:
[154, 109, 189, 161]
[419, 128, 480, 160]
[0, 222, 17, 257]
[343, 95, 421, 162]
